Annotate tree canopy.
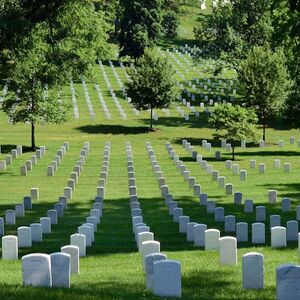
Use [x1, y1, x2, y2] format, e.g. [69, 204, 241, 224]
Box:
[238, 46, 291, 141]
[209, 104, 258, 160]
[119, 0, 163, 58]
[126, 48, 179, 130]
[0, 0, 110, 149]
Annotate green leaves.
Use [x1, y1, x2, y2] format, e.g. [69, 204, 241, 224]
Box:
[126, 48, 179, 128]
[238, 46, 292, 120]
[119, 0, 163, 58]
[0, 0, 109, 148]
[209, 104, 258, 157]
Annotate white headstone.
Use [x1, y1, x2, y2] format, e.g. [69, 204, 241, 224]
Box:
[22, 253, 52, 287]
[242, 252, 264, 289]
[219, 237, 237, 265]
[153, 260, 181, 298]
[205, 229, 220, 251]
[50, 252, 71, 288]
[61, 245, 79, 275]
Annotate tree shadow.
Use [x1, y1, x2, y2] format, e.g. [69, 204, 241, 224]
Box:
[237, 151, 300, 157]
[140, 115, 210, 129]
[0, 144, 32, 154]
[75, 125, 150, 135]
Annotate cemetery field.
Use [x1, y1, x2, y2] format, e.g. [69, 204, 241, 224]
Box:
[1, 49, 300, 299]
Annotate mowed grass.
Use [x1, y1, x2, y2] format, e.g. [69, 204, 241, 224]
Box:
[1, 49, 300, 299]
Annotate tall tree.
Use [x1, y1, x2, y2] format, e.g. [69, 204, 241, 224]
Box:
[238, 46, 291, 141]
[119, 0, 162, 58]
[126, 48, 179, 130]
[272, 0, 300, 128]
[161, 0, 180, 38]
[0, 0, 110, 149]
[194, 0, 273, 66]
[209, 104, 258, 160]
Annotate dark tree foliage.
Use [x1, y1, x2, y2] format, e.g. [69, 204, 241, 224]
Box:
[0, 0, 109, 149]
[119, 0, 162, 58]
[194, 0, 273, 65]
[162, 0, 180, 38]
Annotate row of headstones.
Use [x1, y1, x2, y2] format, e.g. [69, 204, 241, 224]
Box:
[22, 141, 110, 288]
[81, 79, 95, 121]
[94, 84, 112, 120]
[118, 61, 130, 81]
[177, 47, 237, 87]
[163, 47, 233, 109]
[1, 142, 91, 255]
[109, 88, 127, 120]
[224, 159, 292, 178]
[182, 141, 296, 221]
[180, 219, 300, 298]
[126, 142, 182, 298]
[183, 140, 291, 194]
[95, 142, 111, 200]
[166, 143, 213, 198]
[162, 49, 187, 79]
[144, 141, 300, 296]
[99, 60, 126, 109]
[21, 237, 86, 287]
[69, 79, 80, 119]
[4, 143, 110, 288]
[76, 142, 110, 251]
[146, 143, 253, 290]
[47, 142, 70, 176]
[145, 144, 170, 197]
[173, 50, 237, 97]
[20, 146, 47, 176]
[0, 188, 39, 236]
[164, 141, 300, 246]
[63, 141, 91, 200]
[109, 60, 123, 90]
[21, 180, 106, 288]
[0, 145, 23, 171]
[182, 76, 236, 100]
[98, 61, 128, 120]
[2, 142, 88, 230]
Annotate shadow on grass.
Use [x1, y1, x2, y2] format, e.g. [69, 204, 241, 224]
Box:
[140, 115, 210, 129]
[0, 145, 32, 154]
[172, 137, 259, 149]
[75, 125, 150, 135]
[237, 151, 300, 157]
[0, 282, 151, 300]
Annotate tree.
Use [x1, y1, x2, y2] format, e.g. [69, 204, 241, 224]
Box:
[0, 0, 110, 150]
[161, 0, 180, 38]
[193, 0, 274, 66]
[209, 104, 258, 160]
[119, 0, 162, 58]
[126, 48, 179, 130]
[1, 26, 69, 149]
[238, 46, 291, 141]
[272, 0, 300, 129]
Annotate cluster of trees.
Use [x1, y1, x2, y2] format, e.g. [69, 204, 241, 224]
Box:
[194, 0, 300, 140]
[119, 0, 180, 59]
[0, 0, 183, 145]
[0, 0, 111, 149]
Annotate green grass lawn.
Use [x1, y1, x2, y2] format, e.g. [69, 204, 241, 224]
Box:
[1, 8, 300, 297]
[1, 54, 300, 299]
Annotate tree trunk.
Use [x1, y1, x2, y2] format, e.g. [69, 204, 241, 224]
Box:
[150, 106, 153, 131]
[31, 122, 36, 151]
[232, 146, 235, 161]
[262, 121, 266, 142]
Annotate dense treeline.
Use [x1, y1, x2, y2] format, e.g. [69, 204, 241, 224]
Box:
[193, 0, 300, 131]
[1, 0, 300, 145]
